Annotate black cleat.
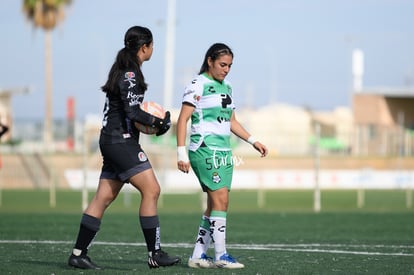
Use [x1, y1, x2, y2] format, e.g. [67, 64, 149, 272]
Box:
[68, 254, 102, 270]
[148, 249, 180, 268]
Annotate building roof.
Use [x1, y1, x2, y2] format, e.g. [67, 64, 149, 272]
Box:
[357, 87, 414, 98]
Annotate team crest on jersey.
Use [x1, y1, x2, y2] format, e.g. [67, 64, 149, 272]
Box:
[207, 86, 216, 93]
[124, 72, 136, 89]
[138, 151, 147, 162]
[212, 172, 221, 183]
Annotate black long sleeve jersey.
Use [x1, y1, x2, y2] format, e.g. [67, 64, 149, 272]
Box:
[0, 123, 8, 138]
[99, 70, 155, 144]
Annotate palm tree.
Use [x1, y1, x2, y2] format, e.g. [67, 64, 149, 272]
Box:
[22, 0, 72, 150]
[22, 0, 72, 208]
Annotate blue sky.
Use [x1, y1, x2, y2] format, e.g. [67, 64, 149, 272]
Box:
[1, 0, 413, 119]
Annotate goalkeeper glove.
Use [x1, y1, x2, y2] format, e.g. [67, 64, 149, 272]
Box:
[153, 111, 171, 136]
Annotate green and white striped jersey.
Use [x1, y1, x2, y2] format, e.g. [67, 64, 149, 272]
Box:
[182, 73, 235, 152]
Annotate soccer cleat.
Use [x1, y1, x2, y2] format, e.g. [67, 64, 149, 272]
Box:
[215, 253, 245, 269]
[188, 253, 216, 268]
[147, 249, 180, 268]
[68, 254, 102, 270]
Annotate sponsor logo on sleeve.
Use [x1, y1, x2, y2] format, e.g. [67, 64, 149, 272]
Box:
[124, 72, 136, 89]
[127, 92, 144, 106]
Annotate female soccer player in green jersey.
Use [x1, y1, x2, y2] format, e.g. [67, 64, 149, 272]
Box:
[176, 43, 268, 269]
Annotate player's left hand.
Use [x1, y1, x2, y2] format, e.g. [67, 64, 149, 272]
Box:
[252, 141, 268, 157]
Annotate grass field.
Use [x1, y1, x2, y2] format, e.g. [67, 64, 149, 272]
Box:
[1, 189, 414, 274]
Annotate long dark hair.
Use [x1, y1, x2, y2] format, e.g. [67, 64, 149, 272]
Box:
[101, 26, 153, 94]
[199, 43, 233, 74]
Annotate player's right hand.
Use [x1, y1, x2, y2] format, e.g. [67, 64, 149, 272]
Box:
[177, 146, 190, 173]
[154, 111, 171, 136]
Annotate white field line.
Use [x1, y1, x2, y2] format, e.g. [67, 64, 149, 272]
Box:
[1, 240, 413, 257]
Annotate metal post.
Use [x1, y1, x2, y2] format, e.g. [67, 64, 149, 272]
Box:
[159, 0, 176, 209]
[313, 123, 321, 213]
[163, 0, 176, 111]
[398, 111, 412, 208]
[49, 154, 56, 208]
[44, 30, 54, 151]
[357, 188, 364, 208]
[82, 126, 89, 211]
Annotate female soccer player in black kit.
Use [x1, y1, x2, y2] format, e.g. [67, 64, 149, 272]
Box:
[68, 26, 180, 270]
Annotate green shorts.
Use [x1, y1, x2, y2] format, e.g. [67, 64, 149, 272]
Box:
[189, 146, 234, 192]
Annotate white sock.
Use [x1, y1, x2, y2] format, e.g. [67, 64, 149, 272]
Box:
[191, 215, 211, 258]
[72, 248, 82, 256]
[210, 213, 227, 261]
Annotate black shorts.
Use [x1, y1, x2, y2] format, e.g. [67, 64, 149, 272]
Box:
[99, 140, 152, 183]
